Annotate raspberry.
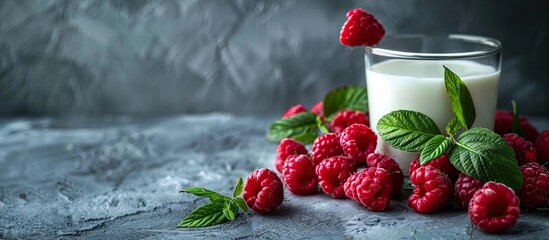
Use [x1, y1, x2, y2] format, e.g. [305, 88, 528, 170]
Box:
[494, 110, 539, 143]
[503, 133, 537, 165]
[311, 133, 344, 166]
[366, 153, 403, 194]
[316, 156, 356, 198]
[409, 154, 460, 181]
[344, 168, 393, 211]
[275, 138, 308, 173]
[340, 124, 377, 166]
[243, 168, 284, 214]
[517, 162, 549, 209]
[330, 110, 370, 135]
[282, 104, 307, 119]
[311, 101, 324, 119]
[408, 166, 453, 213]
[454, 173, 485, 209]
[283, 155, 318, 195]
[339, 8, 385, 46]
[469, 182, 520, 233]
[535, 130, 549, 166]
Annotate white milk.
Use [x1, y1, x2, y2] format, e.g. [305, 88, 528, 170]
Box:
[366, 59, 500, 175]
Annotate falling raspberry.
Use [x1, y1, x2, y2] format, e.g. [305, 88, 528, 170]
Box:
[316, 156, 357, 198]
[275, 138, 308, 173]
[243, 168, 284, 214]
[339, 8, 385, 46]
[283, 155, 318, 195]
[469, 182, 520, 233]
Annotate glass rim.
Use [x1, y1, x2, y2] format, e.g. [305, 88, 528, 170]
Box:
[365, 34, 502, 60]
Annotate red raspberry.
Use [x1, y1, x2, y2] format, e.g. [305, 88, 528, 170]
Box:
[339, 8, 385, 46]
[408, 166, 453, 213]
[316, 156, 356, 198]
[409, 154, 460, 181]
[469, 182, 520, 233]
[243, 168, 284, 214]
[503, 133, 537, 165]
[344, 168, 393, 211]
[340, 124, 377, 166]
[311, 133, 344, 166]
[330, 110, 370, 135]
[311, 101, 324, 119]
[366, 153, 403, 194]
[282, 104, 307, 119]
[517, 162, 549, 209]
[535, 130, 549, 166]
[494, 110, 539, 143]
[275, 138, 308, 173]
[454, 173, 485, 209]
[283, 155, 318, 195]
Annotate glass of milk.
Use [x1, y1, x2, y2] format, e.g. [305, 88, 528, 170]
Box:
[365, 34, 502, 176]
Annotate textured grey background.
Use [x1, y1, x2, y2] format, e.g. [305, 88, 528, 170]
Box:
[0, 0, 548, 116]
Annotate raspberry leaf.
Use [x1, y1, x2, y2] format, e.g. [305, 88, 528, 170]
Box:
[235, 197, 248, 213]
[420, 135, 452, 164]
[232, 178, 244, 197]
[444, 66, 476, 130]
[268, 112, 318, 144]
[511, 100, 525, 137]
[449, 128, 523, 190]
[316, 115, 330, 134]
[323, 86, 368, 120]
[180, 188, 230, 202]
[223, 200, 238, 221]
[178, 200, 227, 228]
[446, 118, 463, 136]
[377, 110, 442, 152]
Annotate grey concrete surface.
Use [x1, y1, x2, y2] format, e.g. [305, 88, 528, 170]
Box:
[0, 114, 548, 239]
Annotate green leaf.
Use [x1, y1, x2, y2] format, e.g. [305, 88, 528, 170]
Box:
[178, 201, 228, 228]
[511, 100, 525, 137]
[323, 86, 368, 120]
[234, 197, 248, 213]
[223, 206, 235, 221]
[316, 115, 330, 134]
[180, 188, 230, 202]
[232, 178, 244, 197]
[449, 128, 523, 190]
[446, 118, 463, 136]
[444, 66, 476, 130]
[420, 135, 453, 164]
[376, 110, 442, 152]
[267, 112, 318, 144]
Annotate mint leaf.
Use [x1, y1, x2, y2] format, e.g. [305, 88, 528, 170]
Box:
[511, 100, 525, 136]
[377, 110, 442, 152]
[449, 128, 522, 190]
[233, 178, 244, 197]
[267, 112, 318, 144]
[180, 188, 230, 202]
[446, 118, 463, 136]
[420, 135, 452, 164]
[444, 66, 476, 130]
[178, 201, 227, 228]
[222, 202, 236, 221]
[323, 86, 368, 120]
[234, 197, 248, 213]
[316, 115, 330, 134]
